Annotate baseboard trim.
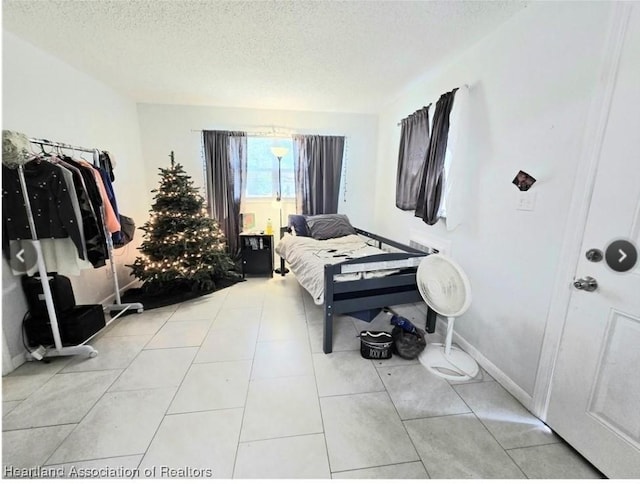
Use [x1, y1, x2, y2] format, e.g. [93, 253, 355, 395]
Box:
[434, 316, 534, 412]
[98, 280, 139, 307]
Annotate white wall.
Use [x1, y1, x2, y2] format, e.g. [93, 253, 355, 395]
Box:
[136, 103, 378, 239]
[2, 32, 148, 371]
[373, 2, 614, 400]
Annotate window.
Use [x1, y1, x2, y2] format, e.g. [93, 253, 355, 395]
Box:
[245, 137, 295, 199]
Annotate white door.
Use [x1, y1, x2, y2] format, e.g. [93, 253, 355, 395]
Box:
[546, 5, 640, 478]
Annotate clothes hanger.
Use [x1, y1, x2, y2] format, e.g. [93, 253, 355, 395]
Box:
[59, 145, 74, 161]
[49, 145, 64, 163]
[37, 142, 53, 161]
[26, 140, 42, 159]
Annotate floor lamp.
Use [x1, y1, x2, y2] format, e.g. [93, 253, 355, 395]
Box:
[271, 146, 289, 275]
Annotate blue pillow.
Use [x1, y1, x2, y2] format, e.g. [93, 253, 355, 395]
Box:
[288, 214, 310, 237]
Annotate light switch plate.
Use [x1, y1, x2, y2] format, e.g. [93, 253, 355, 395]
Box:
[517, 191, 536, 211]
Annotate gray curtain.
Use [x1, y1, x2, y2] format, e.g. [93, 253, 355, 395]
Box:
[203, 130, 247, 259]
[292, 134, 345, 215]
[396, 106, 430, 210]
[415, 89, 457, 225]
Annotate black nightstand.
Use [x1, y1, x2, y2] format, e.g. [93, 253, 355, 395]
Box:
[240, 234, 274, 278]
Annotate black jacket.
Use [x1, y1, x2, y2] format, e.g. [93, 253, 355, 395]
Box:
[2, 161, 84, 258]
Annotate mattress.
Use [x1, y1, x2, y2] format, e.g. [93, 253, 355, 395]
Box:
[275, 233, 398, 305]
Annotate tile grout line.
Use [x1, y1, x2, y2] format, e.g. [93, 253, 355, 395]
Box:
[41, 452, 144, 469]
[2, 421, 82, 433]
[333, 456, 426, 477]
[41, 298, 226, 467]
[330, 460, 426, 477]
[308, 310, 333, 479]
[504, 441, 563, 451]
[230, 298, 264, 479]
[373, 358, 474, 422]
[373, 366, 432, 479]
[73, 302, 180, 470]
[237, 430, 327, 446]
[60, 332, 156, 375]
[3, 310, 177, 466]
[37, 366, 126, 467]
[398, 410, 474, 423]
[2, 367, 60, 402]
[135, 340, 200, 473]
[295, 284, 333, 479]
[360, 346, 431, 478]
[450, 382, 530, 478]
[166, 405, 246, 417]
[4, 298, 201, 469]
[2, 366, 124, 422]
[318, 389, 389, 400]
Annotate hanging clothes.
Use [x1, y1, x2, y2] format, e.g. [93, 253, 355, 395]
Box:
[2, 160, 84, 259]
[98, 167, 123, 245]
[2, 130, 123, 273]
[56, 162, 87, 259]
[99, 151, 115, 182]
[76, 159, 121, 233]
[57, 157, 108, 268]
[11, 238, 93, 276]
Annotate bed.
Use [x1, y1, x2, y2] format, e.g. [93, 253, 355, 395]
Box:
[275, 215, 437, 353]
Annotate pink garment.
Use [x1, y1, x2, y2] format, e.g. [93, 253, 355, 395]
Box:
[78, 159, 121, 233]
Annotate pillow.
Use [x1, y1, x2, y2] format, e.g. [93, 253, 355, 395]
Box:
[288, 214, 310, 237]
[306, 214, 356, 240]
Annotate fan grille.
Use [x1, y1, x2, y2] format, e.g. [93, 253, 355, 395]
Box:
[417, 255, 471, 316]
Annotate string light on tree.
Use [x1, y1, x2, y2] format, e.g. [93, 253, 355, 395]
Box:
[128, 151, 235, 294]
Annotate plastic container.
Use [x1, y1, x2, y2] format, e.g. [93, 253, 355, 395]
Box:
[265, 218, 273, 235]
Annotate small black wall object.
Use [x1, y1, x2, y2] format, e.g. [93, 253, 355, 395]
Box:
[512, 170, 536, 191]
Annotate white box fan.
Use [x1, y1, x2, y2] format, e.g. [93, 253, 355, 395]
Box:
[416, 254, 479, 381]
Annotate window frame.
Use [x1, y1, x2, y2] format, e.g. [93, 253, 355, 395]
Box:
[244, 136, 295, 200]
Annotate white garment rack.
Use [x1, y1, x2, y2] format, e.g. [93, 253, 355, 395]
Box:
[18, 137, 143, 359]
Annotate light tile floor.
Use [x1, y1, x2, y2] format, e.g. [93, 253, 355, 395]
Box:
[2, 276, 603, 479]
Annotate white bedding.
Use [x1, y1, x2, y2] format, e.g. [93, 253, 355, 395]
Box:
[275, 234, 397, 305]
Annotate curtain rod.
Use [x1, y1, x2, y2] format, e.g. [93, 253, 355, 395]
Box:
[190, 123, 298, 134]
[191, 129, 291, 137]
[396, 83, 469, 126]
[191, 128, 347, 138]
[28, 137, 99, 154]
[397, 104, 431, 127]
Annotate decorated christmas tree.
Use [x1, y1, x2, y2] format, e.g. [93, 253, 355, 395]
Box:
[128, 155, 235, 294]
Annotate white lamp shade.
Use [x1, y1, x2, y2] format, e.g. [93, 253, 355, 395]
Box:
[270, 146, 289, 158]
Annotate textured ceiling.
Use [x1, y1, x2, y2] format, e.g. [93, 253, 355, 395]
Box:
[3, 0, 528, 113]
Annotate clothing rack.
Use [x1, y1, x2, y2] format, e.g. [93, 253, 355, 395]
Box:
[18, 138, 143, 360]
